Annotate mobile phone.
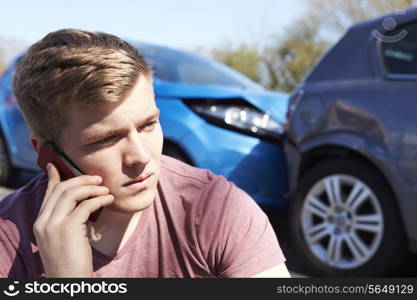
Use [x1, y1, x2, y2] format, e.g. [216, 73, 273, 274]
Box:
[37, 141, 103, 222]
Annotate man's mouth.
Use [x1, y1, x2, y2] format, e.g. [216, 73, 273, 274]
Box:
[123, 172, 154, 192]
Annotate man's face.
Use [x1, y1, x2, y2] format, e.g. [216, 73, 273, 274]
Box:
[59, 75, 163, 213]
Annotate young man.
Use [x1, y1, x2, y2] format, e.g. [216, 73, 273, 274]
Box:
[0, 29, 290, 278]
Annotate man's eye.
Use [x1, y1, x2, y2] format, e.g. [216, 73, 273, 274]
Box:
[142, 120, 158, 131]
[96, 135, 116, 145]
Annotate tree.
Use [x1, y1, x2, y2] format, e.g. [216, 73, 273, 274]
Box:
[309, 0, 417, 38]
[211, 44, 262, 82]
[261, 15, 330, 92]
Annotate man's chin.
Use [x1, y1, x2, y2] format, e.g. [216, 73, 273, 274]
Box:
[107, 191, 156, 214]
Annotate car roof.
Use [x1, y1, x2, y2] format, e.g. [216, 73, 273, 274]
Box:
[304, 7, 417, 83]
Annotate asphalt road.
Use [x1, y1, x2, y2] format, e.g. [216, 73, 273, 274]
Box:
[1, 171, 417, 278]
[0, 186, 12, 200]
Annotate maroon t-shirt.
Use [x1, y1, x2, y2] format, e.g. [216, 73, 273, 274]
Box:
[0, 155, 285, 277]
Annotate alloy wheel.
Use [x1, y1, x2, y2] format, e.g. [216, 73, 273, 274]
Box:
[301, 174, 384, 269]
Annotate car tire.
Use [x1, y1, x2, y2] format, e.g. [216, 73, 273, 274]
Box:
[0, 133, 18, 186]
[290, 158, 407, 277]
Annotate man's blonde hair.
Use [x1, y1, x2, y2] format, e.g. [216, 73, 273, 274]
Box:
[13, 28, 151, 144]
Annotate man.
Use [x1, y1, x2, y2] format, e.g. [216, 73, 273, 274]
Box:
[0, 29, 290, 278]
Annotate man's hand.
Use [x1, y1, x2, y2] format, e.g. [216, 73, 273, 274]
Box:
[33, 163, 114, 277]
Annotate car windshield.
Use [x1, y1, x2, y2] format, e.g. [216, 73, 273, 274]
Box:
[135, 42, 264, 91]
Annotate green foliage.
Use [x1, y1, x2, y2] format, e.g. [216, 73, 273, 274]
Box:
[262, 16, 331, 92]
[211, 44, 262, 82]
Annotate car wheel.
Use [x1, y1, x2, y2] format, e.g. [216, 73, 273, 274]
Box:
[0, 133, 17, 186]
[290, 158, 407, 277]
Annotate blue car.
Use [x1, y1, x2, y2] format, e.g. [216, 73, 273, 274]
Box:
[0, 42, 289, 206]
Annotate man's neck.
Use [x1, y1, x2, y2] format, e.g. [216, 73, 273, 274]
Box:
[87, 209, 143, 257]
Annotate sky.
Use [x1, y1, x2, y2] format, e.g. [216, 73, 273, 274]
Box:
[0, 0, 306, 60]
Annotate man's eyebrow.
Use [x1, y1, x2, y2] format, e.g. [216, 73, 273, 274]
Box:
[140, 108, 160, 125]
[83, 109, 160, 144]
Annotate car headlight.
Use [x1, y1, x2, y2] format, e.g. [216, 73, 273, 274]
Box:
[185, 99, 284, 142]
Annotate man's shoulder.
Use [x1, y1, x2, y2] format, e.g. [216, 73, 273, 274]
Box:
[0, 174, 47, 278]
[159, 155, 233, 203]
[0, 174, 47, 219]
[160, 155, 220, 186]
[160, 156, 261, 210]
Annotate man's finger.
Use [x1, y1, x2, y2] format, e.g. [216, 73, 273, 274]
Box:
[41, 163, 61, 212]
[69, 194, 115, 224]
[49, 185, 110, 219]
[39, 164, 102, 219]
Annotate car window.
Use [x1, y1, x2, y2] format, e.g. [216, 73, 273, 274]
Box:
[381, 22, 417, 74]
[136, 42, 263, 91]
[177, 60, 257, 89]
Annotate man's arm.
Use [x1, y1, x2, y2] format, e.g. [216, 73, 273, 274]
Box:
[251, 263, 291, 278]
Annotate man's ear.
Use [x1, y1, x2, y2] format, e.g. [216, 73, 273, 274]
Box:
[30, 135, 44, 154]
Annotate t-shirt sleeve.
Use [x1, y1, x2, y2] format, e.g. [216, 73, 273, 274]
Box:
[195, 176, 286, 278]
[0, 221, 17, 277]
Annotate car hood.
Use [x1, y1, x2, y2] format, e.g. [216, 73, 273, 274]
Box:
[154, 81, 289, 123]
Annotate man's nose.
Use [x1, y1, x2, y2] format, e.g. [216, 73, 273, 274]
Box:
[123, 133, 151, 167]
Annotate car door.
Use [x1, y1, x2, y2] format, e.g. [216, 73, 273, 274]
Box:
[375, 21, 417, 186]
